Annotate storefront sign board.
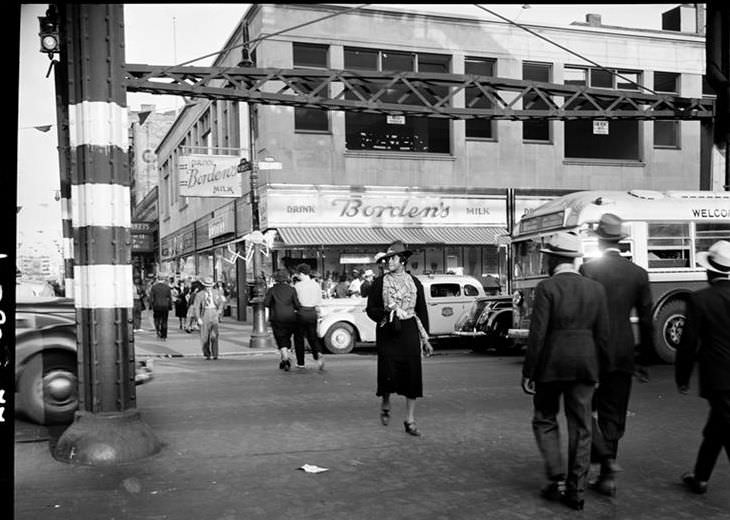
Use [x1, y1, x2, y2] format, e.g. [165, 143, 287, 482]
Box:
[178, 154, 242, 197]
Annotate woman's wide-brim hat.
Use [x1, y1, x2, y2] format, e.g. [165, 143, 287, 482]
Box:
[593, 212, 629, 240]
[381, 240, 413, 260]
[201, 276, 215, 287]
[540, 231, 583, 258]
[696, 240, 730, 275]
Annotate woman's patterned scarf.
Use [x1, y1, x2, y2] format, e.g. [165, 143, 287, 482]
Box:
[382, 271, 429, 344]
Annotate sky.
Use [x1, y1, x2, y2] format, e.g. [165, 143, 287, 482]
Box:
[16, 3, 678, 253]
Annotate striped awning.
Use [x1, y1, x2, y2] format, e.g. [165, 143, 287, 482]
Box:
[274, 226, 507, 246]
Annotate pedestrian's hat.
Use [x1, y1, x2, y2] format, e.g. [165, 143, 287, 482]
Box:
[296, 263, 311, 275]
[374, 252, 386, 264]
[696, 240, 730, 275]
[363, 269, 375, 278]
[381, 240, 413, 260]
[540, 232, 583, 258]
[273, 269, 290, 283]
[593, 213, 628, 241]
[201, 276, 215, 287]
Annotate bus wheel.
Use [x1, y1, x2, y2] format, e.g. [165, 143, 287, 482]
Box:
[654, 300, 686, 364]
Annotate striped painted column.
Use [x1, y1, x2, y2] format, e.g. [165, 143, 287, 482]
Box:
[54, 4, 159, 465]
[54, 4, 73, 296]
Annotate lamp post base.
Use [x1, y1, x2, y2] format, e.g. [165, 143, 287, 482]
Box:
[53, 410, 161, 465]
[249, 299, 274, 348]
[249, 331, 274, 349]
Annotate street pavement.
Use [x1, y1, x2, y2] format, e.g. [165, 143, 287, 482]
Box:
[14, 323, 730, 520]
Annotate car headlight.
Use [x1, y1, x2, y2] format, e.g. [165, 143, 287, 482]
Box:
[512, 290, 523, 307]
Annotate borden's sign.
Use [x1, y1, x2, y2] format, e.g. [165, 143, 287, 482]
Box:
[178, 154, 242, 198]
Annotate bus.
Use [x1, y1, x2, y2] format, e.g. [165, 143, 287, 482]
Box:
[507, 189, 730, 363]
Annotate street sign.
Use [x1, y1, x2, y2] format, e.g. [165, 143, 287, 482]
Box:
[593, 120, 609, 135]
[258, 160, 282, 170]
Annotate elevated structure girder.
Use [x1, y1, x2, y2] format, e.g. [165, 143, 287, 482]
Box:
[124, 64, 714, 121]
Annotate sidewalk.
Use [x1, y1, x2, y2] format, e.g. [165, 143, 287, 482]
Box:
[134, 310, 279, 359]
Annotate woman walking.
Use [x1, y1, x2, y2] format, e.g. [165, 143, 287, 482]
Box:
[366, 241, 433, 436]
[175, 281, 189, 330]
[264, 269, 301, 371]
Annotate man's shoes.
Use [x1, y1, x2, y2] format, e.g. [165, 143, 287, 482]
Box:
[296, 364, 305, 369]
[212, 356, 218, 360]
[540, 481, 565, 502]
[205, 356, 211, 360]
[589, 474, 616, 497]
[560, 493, 585, 511]
[681, 472, 708, 494]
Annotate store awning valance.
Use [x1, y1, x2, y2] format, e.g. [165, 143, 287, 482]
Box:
[274, 226, 507, 246]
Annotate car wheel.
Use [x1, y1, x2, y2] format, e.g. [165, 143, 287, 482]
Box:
[654, 299, 685, 364]
[324, 322, 356, 354]
[19, 351, 78, 425]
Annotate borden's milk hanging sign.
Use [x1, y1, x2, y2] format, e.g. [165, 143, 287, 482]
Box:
[178, 154, 242, 198]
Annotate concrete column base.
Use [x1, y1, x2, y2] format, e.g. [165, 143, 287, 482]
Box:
[249, 331, 274, 349]
[53, 410, 161, 465]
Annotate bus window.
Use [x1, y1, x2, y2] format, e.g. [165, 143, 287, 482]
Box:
[695, 223, 730, 258]
[647, 223, 691, 268]
[514, 239, 546, 278]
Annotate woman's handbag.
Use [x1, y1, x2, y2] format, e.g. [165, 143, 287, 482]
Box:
[380, 309, 401, 332]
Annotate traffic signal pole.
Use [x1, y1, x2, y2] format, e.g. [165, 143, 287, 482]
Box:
[53, 4, 160, 465]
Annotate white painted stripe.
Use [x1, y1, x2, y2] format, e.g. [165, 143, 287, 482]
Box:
[61, 198, 72, 220]
[73, 264, 133, 308]
[69, 101, 128, 149]
[64, 278, 75, 301]
[63, 237, 74, 260]
[71, 184, 131, 228]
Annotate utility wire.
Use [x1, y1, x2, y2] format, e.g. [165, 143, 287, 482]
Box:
[473, 4, 661, 97]
[157, 4, 370, 77]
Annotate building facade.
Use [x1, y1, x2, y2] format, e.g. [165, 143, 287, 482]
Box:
[152, 4, 720, 321]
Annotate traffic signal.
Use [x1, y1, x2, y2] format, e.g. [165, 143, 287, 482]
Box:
[38, 6, 59, 59]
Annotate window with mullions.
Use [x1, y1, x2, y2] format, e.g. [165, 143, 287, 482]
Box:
[522, 62, 551, 142]
[563, 65, 641, 160]
[293, 43, 329, 132]
[653, 71, 680, 149]
[695, 223, 730, 258]
[344, 47, 451, 153]
[647, 222, 691, 269]
[465, 57, 496, 139]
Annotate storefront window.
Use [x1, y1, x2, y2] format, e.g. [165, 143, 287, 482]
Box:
[198, 253, 214, 278]
[179, 256, 196, 280]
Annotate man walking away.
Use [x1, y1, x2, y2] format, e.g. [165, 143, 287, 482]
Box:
[579, 213, 654, 496]
[675, 240, 730, 495]
[522, 232, 609, 511]
[193, 276, 225, 360]
[293, 263, 325, 370]
[149, 274, 173, 340]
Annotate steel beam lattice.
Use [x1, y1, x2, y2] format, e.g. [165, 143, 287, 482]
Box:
[124, 64, 714, 121]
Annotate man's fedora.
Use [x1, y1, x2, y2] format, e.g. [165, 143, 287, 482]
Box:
[540, 232, 583, 258]
[381, 240, 413, 260]
[594, 213, 628, 241]
[696, 240, 730, 275]
[201, 276, 215, 287]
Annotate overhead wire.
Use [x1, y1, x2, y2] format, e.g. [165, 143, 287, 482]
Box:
[473, 4, 661, 97]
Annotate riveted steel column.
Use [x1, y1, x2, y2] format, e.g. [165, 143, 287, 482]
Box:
[54, 4, 160, 465]
[55, 4, 74, 296]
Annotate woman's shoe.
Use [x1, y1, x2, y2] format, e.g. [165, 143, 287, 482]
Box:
[559, 494, 584, 511]
[380, 409, 390, 426]
[404, 421, 421, 436]
[284, 359, 291, 372]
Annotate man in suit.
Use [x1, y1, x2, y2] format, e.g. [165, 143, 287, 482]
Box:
[578, 213, 655, 496]
[149, 274, 173, 340]
[675, 240, 730, 495]
[522, 231, 609, 511]
[193, 276, 226, 360]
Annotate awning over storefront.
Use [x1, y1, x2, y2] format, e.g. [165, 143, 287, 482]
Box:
[274, 226, 507, 246]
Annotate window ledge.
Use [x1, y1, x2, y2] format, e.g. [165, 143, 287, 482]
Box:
[344, 150, 454, 161]
[563, 158, 646, 167]
[295, 129, 331, 135]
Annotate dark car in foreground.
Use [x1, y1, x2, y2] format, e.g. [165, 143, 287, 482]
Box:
[454, 295, 519, 353]
[15, 296, 152, 425]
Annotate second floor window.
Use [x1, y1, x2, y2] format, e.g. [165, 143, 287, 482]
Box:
[465, 57, 496, 139]
[653, 71, 680, 149]
[293, 43, 329, 132]
[522, 62, 551, 142]
[343, 47, 451, 153]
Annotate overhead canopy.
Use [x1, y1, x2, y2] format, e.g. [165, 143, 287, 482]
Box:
[274, 226, 507, 246]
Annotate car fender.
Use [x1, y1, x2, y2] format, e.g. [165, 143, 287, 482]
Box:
[485, 308, 513, 333]
[15, 326, 77, 384]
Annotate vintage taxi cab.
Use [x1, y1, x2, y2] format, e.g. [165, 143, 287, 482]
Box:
[317, 274, 485, 354]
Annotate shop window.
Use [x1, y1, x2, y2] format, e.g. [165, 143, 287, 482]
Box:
[647, 222, 691, 269]
[564, 65, 641, 160]
[522, 62, 551, 142]
[344, 47, 451, 153]
[293, 42, 329, 133]
[465, 57, 496, 139]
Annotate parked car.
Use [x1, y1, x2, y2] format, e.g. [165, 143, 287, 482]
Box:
[317, 274, 486, 354]
[15, 296, 153, 425]
[454, 295, 518, 353]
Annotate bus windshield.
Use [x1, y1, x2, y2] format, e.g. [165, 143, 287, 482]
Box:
[513, 239, 546, 279]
